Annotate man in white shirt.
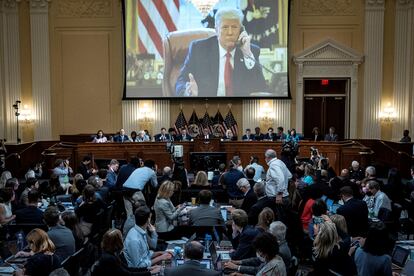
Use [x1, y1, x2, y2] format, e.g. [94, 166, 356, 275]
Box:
[264, 149, 292, 205]
[365, 180, 392, 219]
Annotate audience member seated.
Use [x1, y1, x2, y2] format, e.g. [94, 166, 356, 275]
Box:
[311, 127, 323, 142]
[248, 182, 278, 226]
[165, 241, 220, 276]
[223, 129, 236, 141]
[352, 221, 393, 276]
[25, 162, 43, 180]
[242, 128, 254, 141]
[244, 167, 256, 187]
[77, 156, 97, 180]
[105, 159, 119, 190]
[330, 214, 351, 249]
[0, 187, 15, 223]
[15, 190, 44, 224]
[14, 228, 61, 276]
[189, 190, 224, 227]
[88, 176, 109, 203]
[52, 159, 73, 193]
[5, 177, 20, 209]
[224, 232, 287, 276]
[43, 206, 76, 262]
[308, 199, 328, 238]
[245, 155, 265, 182]
[253, 127, 264, 141]
[124, 206, 171, 268]
[230, 209, 260, 260]
[237, 178, 257, 213]
[336, 186, 368, 237]
[220, 158, 245, 208]
[275, 126, 287, 141]
[363, 180, 392, 220]
[349, 161, 365, 182]
[176, 129, 191, 141]
[154, 181, 185, 240]
[92, 228, 159, 276]
[113, 128, 130, 143]
[154, 128, 171, 142]
[269, 221, 291, 269]
[312, 220, 356, 276]
[158, 166, 172, 186]
[20, 177, 39, 207]
[0, 170, 12, 189]
[92, 129, 108, 143]
[324, 126, 338, 141]
[256, 207, 275, 233]
[171, 158, 189, 189]
[61, 211, 84, 250]
[400, 129, 411, 142]
[192, 171, 209, 188]
[75, 184, 105, 236]
[263, 127, 275, 141]
[211, 163, 225, 188]
[329, 168, 353, 199]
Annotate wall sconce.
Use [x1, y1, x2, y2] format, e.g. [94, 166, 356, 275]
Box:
[138, 102, 154, 132]
[379, 103, 397, 123]
[19, 105, 34, 125]
[259, 101, 274, 129]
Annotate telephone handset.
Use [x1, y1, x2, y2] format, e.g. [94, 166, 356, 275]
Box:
[236, 26, 246, 47]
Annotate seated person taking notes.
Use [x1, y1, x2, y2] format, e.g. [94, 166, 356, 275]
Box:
[175, 7, 267, 97]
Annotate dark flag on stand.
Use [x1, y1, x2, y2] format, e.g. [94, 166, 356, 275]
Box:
[201, 111, 214, 134]
[224, 110, 238, 137]
[188, 110, 200, 138]
[212, 110, 225, 137]
[174, 110, 188, 134]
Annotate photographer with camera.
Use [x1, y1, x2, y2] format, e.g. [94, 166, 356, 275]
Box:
[310, 147, 321, 169]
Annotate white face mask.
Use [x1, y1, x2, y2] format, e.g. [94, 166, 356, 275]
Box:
[256, 252, 265, 262]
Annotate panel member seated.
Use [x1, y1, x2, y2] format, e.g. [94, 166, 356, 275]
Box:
[200, 128, 211, 140]
[177, 129, 192, 141]
[189, 190, 225, 227]
[154, 128, 171, 142]
[175, 7, 267, 97]
[242, 128, 254, 141]
[253, 127, 264, 141]
[113, 128, 130, 143]
[223, 129, 237, 141]
[263, 127, 275, 141]
[324, 126, 338, 141]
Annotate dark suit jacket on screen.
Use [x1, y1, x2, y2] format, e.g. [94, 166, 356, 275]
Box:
[240, 188, 258, 213]
[189, 204, 225, 227]
[230, 225, 260, 260]
[175, 36, 267, 97]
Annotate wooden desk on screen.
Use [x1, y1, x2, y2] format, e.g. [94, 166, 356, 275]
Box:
[52, 140, 372, 174]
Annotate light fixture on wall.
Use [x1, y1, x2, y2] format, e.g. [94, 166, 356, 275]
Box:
[138, 102, 154, 133]
[379, 103, 397, 123]
[20, 105, 34, 125]
[259, 101, 274, 129]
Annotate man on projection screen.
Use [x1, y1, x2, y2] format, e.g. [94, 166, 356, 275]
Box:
[175, 7, 267, 97]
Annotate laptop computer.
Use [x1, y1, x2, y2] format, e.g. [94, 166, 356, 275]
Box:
[176, 259, 211, 269]
[392, 245, 410, 269]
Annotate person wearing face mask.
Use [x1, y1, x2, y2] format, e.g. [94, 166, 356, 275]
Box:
[224, 232, 286, 276]
[363, 180, 392, 220]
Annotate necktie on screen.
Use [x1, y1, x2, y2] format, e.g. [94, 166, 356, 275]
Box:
[224, 52, 233, 96]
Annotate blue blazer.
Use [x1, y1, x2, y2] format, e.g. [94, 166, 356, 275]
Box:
[176, 36, 267, 97]
[230, 225, 260, 260]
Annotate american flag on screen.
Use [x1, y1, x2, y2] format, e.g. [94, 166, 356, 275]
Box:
[137, 0, 180, 58]
[174, 110, 188, 134]
[224, 110, 238, 136]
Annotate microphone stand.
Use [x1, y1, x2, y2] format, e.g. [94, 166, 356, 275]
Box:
[12, 100, 21, 144]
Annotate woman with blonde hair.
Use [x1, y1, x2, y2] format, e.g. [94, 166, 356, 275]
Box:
[256, 207, 275, 232]
[154, 181, 185, 240]
[312, 220, 356, 275]
[15, 228, 61, 276]
[192, 171, 209, 187]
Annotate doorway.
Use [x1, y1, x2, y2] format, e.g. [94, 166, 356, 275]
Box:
[303, 79, 349, 140]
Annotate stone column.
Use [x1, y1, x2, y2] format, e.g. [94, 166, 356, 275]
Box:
[362, 0, 385, 138]
[0, 0, 22, 143]
[392, 0, 414, 140]
[29, 0, 52, 140]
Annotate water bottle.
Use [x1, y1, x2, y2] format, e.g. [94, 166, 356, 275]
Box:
[204, 234, 212, 252]
[16, 232, 25, 251]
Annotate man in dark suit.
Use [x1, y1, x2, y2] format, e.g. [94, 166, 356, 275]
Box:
[237, 178, 257, 213]
[253, 127, 264, 141]
[154, 128, 171, 142]
[263, 127, 276, 141]
[165, 241, 220, 276]
[15, 190, 44, 225]
[336, 186, 368, 237]
[175, 7, 267, 97]
[324, 126, 338, 141]
[242, 128, 255, 141]
[199, 128, 211, 140]
[220, 159, 245, 208]
[230, 209, 260, 260]
[189, 190, 225, 227]
[248, 181, 278, 225]
[113, 128, 130, 143]
[176, 129, 192, 141]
